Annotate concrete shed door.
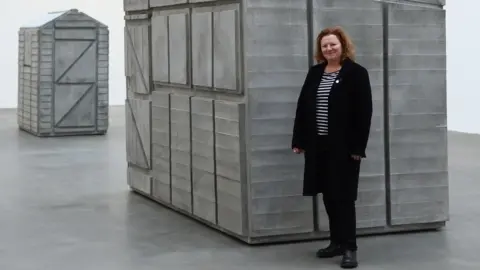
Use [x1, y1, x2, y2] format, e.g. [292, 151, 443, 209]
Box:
[53, 28, 98, 133]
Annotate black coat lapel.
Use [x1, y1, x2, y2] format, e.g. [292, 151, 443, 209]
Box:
[307, 58, 355, 99]
[336, 57, 354, 83]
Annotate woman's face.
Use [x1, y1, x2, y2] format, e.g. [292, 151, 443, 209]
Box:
[321, 34, 342, 62]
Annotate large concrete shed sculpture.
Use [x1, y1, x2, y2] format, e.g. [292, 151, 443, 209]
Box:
[124, 0, 448, 244]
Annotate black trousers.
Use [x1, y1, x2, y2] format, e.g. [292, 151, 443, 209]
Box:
[315, 135, 357, 251]
[323, 196, 357, 251]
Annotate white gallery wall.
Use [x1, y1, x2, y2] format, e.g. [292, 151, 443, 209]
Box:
[0, 0, 126, 108]
[445, 0, 477, 133]
[0, 0, 475, 133]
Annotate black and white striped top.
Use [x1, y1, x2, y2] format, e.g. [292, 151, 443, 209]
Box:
[316, 70, 339, 135]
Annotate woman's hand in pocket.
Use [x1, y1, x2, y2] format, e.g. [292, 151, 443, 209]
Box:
[293, 147, 305, 154]
[351, 154, 362, 161]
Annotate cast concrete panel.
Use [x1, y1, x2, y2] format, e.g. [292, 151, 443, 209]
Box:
[17, 9, 109, 137]
[125, 0, 448, 244]
[244, 0, 315, 237]
[191, 97, 216, 223]
[124, 0, 149, 11]
[125, 18, 150, 94]
[170, 94, 192, 213]
[128, 166, 152, 195]
[192, 10, 213, 88]
[152, 91, 171, 203]
[151, 13, 169, 82]
[387, 1, 448, 226]
[169, 12, 188, 85]
[126, 98, 152, 169]
[312, 0, 387, 230]
[214, 101, 245, 236]
[213, 6, 239, 91]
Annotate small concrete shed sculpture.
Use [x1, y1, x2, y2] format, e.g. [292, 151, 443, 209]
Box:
[18, 9, 109, 137]
[124, 0, 449, 244]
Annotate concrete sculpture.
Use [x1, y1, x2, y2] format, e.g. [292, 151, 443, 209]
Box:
[18, 9, 109, 137]
[124, 0, 448, 244]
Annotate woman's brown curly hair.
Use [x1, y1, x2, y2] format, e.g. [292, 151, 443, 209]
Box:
[315, 26, 356, 64]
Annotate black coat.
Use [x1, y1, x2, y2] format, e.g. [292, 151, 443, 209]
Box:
[291, 58, 373, 201]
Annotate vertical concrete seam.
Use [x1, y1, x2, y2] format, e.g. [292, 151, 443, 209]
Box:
[36, 29, 41, 134]
[235, 8, 241, 94]
[51, 25, 56, 135]
[149, 100, 153, 194]
[148, 16, 154, 172]
[167, 16, 171, 84]
[306, 0, 319, 232]
[187, 10, 194, 93]
[148, 14, 154, 95]
[29, 30, 33, 133]
[211, 11, 215, 91]
[212, 100, 218, 225]
[238, 0, 251, 235]
[148, 15, 153, 191]
[239, 103, 249, 236]
[307, 0, 314, 67]
[188, 9, 195, 214]
[19, 30, 22, 131]
[382, 2, 392, 227]
[168, 94, 173, 204]
[189, 97, 194, 214]
[94, 24, 100, 132]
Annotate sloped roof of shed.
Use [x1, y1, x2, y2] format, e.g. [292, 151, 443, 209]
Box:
[21, 9, 107, 28]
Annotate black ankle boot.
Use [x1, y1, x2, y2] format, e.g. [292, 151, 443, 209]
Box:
[340, 250, 358, 268]
[315, 243, 344, 258]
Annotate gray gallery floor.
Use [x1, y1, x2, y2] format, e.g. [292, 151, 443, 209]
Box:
[0, 106, 478, 270]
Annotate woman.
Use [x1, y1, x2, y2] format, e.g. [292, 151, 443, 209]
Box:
[292, 26, 373, 269]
